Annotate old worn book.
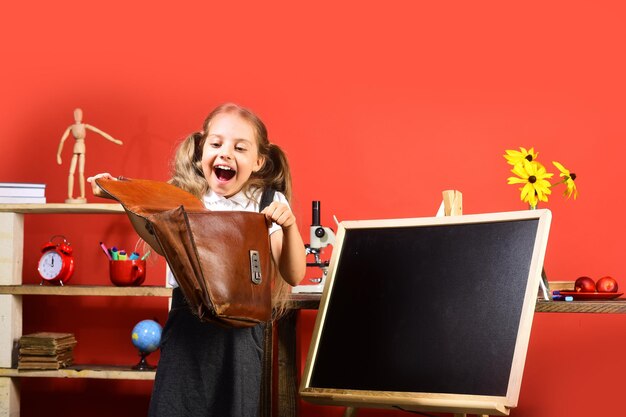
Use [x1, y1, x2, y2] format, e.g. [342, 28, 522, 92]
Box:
[18, 332, 76, 370]
[19, 332, 76, 348]
[19, 345, 74, 355]
[17, 358, 74, 370]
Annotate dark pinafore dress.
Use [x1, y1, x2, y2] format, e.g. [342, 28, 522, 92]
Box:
[148, 189, 275, 417]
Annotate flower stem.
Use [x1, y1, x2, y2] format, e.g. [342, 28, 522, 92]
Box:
[551, 177, 569, 187]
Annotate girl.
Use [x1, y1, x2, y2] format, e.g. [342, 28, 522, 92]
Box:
[88, 103, 306, 417]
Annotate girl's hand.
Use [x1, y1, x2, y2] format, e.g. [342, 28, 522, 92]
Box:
[264, 201, 306, 285]
[262, 201, 297, 229]
[86, 172, 116, 198]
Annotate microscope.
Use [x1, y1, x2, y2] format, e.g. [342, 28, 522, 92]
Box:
[292, 201, 336, 293]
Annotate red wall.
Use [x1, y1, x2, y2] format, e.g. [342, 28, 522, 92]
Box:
[2, 1, 626, 416]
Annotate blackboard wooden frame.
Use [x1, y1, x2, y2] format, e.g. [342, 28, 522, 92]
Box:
[300, 209, 552, 416]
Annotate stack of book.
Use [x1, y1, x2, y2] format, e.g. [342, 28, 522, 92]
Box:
[18, 332, 77, 370]
[0, 182, 46, 204]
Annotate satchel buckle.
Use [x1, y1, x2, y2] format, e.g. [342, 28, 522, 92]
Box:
[249, 250, 262, 284]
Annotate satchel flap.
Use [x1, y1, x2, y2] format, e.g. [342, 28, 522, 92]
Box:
[95, 177, 207, 255]
[95, 177, 205, 213]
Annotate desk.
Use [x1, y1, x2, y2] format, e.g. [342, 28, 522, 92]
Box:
[263, 293, 321, 417]
[269, 296, 626, 417]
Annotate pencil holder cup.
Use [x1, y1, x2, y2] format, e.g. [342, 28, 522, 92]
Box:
[109, 260, 146, 286]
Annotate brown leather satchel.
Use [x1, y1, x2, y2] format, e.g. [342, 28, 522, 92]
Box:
[95, 177, 274, 328]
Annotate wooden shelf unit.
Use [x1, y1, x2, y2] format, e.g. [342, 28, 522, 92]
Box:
[0, 203, 166, 417]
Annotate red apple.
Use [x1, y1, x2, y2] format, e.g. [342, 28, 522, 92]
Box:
[574, 276, 596, 292]
[596, 276, 618, 293]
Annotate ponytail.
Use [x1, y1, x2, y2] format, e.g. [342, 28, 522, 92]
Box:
[169, 131, 208, 198]
[247, 143, 292, 201]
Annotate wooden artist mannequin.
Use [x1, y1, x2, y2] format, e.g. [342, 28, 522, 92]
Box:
[57, 108, 123, 203]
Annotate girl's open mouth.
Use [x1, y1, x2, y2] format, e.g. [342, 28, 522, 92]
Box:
[215, 165, 236, 181]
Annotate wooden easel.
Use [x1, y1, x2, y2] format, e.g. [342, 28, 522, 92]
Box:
[342, 191, 492, 417]
[442, 189, 463, 216]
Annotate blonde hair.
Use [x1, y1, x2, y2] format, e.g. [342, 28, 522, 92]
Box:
[170, 103, 294, 317]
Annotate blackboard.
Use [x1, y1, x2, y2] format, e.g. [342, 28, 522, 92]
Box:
[300, 209, 551, 416]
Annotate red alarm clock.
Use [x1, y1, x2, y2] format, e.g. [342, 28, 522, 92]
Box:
[38, 235, 75, 285]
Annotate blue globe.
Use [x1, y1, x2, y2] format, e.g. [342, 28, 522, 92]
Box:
[131, 320, 162, 354]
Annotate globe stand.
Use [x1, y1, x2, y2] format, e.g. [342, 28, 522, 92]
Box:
[133, 351, 156, 371]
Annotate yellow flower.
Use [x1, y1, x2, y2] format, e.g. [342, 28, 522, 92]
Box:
[504, 147, 579, 208]
[552, 161, 578, 199]
[503, 147, 539, 166]
[507, 160, 554, 208]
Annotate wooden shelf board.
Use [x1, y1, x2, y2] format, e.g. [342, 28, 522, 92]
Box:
[0, 285, 172, 297]
[0, 365, 155, 380]
[536, 299, 626, 314]
[0, 203, 124, 214]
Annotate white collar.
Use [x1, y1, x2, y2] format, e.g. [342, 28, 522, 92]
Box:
[203, 189, 257, 209]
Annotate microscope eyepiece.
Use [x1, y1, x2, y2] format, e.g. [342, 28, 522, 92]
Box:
[312, 201, 321, 226]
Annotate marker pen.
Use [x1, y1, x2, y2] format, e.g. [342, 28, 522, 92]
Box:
[118, 250, 128, 260]
[552, 291, 574, 302]
[111, 247, 119, 261]
[99, 242, 112, 261]
[129, 251, 140, 260]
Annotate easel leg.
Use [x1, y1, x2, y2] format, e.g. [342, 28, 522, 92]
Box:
[343, 406, 359, 417]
